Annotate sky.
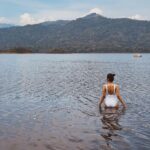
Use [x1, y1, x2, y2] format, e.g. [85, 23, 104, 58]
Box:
[0, 0, 150, 25]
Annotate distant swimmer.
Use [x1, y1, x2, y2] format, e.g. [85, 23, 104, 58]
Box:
[99, 73, 127, 108]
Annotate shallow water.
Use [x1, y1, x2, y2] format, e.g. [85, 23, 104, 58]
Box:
[0, 53, 150, 150]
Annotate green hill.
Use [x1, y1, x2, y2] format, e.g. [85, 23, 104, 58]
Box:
[0, 13, 150, 53]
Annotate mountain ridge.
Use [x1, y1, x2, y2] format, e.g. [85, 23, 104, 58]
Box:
[0, 13, 150, 53]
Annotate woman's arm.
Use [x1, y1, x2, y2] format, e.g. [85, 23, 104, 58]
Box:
[99, 85, 106, 107]
[116, 85, 127, 108]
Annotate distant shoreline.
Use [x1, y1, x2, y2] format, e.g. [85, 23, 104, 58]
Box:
[0, 51, 149, 54]
[0, 48, 150, 54]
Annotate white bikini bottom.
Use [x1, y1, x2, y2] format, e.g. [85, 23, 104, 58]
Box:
[104, 95, 118, 107]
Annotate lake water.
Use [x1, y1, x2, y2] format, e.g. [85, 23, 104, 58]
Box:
[0, 54, 150, 150]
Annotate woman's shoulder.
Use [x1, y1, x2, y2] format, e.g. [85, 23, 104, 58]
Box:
[102, 84, 107, 87]
[103, 83, 119, 86]
[102, 84, 107, 90]
[114, 84, 119, 89]
[102, 83, 119, 88]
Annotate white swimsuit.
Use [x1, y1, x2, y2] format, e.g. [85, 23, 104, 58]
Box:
[104, 84, 118, 107]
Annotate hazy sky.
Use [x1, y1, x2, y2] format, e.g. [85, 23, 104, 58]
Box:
[0, 0, 150, 25]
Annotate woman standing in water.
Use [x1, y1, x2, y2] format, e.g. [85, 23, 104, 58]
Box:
[99, 73, 127, 108]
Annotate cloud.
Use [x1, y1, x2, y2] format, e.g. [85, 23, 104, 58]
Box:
[19, 13, 49, 25]
[89, 8, 103, 15]
[20, 13, 36, 25]
[80, 7, 104, 18]
[0, 17, 9, 23]
[128, 14, 146, 20]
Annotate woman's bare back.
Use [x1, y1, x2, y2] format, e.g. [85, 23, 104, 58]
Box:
[104, 83, 116, 95]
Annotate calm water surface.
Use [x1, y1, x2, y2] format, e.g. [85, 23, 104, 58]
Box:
[0, 53, 150, 150]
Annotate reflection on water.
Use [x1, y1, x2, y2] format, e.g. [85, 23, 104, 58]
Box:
[0, 54, 150, 150]
[99, 107, 126, 148]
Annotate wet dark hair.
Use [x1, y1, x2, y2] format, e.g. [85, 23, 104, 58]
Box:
[107, 73, 115, 82]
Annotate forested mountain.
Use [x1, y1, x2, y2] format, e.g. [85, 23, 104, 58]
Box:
[0, 13, 150, 53]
